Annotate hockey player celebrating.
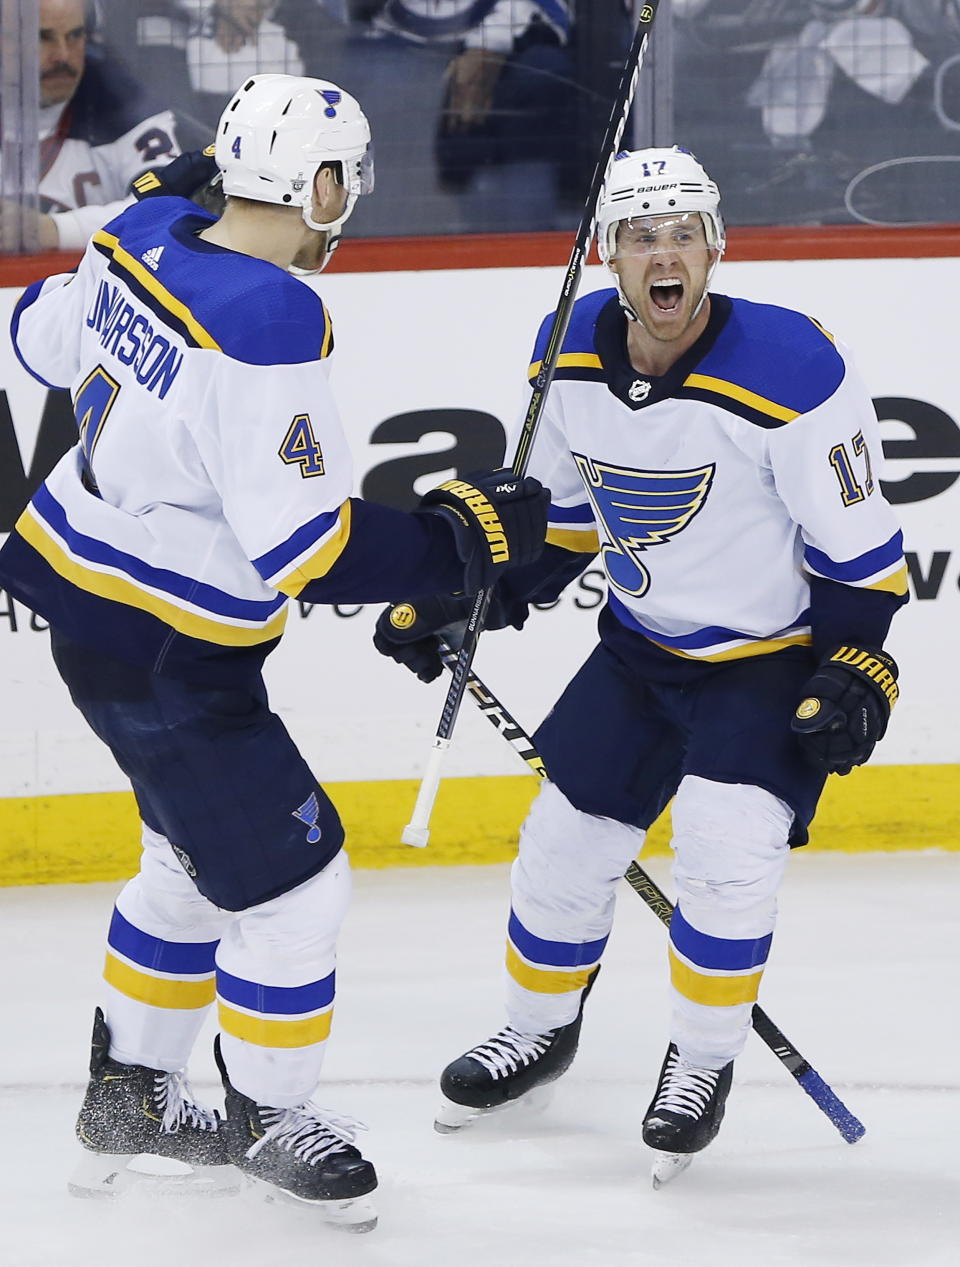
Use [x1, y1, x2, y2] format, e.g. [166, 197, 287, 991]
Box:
[0, 73, 549, 1229]
[373, 146, 908, 1186]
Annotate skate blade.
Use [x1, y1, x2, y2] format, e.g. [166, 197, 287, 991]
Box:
[256, 1182, 378, 1233]
[650, 1151, 694, 1190]
[434, 1084, 554, 1134]
[69, 1150, 241, 1199]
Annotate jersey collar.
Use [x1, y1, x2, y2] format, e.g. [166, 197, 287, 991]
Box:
[593, 292, 733, 411]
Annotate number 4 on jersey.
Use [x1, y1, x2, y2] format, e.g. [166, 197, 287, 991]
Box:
[279, 413, 325, 477]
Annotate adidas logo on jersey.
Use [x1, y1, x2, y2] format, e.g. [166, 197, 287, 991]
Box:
[141, 246, 165, 271]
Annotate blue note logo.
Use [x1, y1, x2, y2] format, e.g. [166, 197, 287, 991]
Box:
[319, 89, 342, 118]
[292, 793, 323, 844]
[574, 454, 715, 597]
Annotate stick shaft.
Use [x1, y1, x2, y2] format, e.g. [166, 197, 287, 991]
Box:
[402, 2, 664, 847]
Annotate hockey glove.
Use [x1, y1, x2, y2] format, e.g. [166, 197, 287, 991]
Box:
[417, 471, 549, 594]
[373, 595, 473, 683]
[131, 147, 220, 203]
[791, 645, 899, 776]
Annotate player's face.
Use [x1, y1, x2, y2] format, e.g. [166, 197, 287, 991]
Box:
[39, 0, 87, 108]
[611, 212, 716, 341]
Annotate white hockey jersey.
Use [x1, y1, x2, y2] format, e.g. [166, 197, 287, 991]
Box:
[0, 196, 462, 680]
[525, 288, 907, 661]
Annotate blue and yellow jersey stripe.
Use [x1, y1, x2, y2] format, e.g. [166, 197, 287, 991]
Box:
[608, 594, 812, 662]
[92, 229, 222, 351]
[546, 501, 600, 553]
[19, 485, 288, 647]
[253, 501, 352, 596]
[804, 532, 908, 596]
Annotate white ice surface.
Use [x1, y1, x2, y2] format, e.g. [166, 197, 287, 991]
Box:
[1, 853, 958, 1267]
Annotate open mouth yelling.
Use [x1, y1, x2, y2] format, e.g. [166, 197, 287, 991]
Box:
[650, 277, 684, 315]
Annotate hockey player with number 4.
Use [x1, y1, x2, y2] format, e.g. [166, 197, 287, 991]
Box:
[0, 73, 549, 1228]
[373, 146, 908, 1186]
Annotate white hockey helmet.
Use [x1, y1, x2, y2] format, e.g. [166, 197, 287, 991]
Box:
[215, 73, 373, 238]
[597, 146, 725, 321]
[598, 146, 724, 264]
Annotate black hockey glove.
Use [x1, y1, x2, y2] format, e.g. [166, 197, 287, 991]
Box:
[373, 595, 473, 683]
[417, 471, 549, 594]
[791, 645, 899, 776]
[131, 147, 220, 203]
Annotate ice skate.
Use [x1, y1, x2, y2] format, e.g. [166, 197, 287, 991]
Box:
[642, 1043, 733, 1188]
[435, 967, 598, 1133]
[215, 1037, 378, 1232]
[70, 1007, 235, 1198]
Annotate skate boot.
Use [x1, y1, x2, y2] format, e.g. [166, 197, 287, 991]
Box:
[214, 1037, 378, 1232]
[70, 1007, 235, 1198]
[642, 1042, 733, 1188]
[435, 966, 599, 1133]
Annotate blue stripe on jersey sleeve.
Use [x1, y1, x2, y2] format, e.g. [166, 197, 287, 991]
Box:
[251, 507, 344, 582]
[33, 484, 286, 620]
[10, 278, 64, 388]
[697, 298, 845, 416]
[804, 531, 904, 582]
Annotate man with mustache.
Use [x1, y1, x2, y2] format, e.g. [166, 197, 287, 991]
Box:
[1, 0, 191, 250]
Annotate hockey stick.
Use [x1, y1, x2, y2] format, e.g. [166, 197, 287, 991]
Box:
[401, 2, 664, 848]
[437, 640, 866, 1144]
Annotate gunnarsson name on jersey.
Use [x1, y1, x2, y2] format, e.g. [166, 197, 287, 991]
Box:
[85, 280, 183, 399]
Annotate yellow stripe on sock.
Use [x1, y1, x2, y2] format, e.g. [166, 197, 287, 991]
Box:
[505, 944, 596, 995]
[104, 952, 216, 1010]
[668, 948, 764, 1007]
[218, 1002, 333, 1048]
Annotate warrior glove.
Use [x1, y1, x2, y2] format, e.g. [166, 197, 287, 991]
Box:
[417, 471, 549, 594]
[373, 595, 473, 684]
[791, 645, 899, 776]
[131, 147, 220, 204]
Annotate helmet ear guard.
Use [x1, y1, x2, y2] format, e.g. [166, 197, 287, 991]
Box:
[597, 146, 725, 322]
[214, 73, 373, 270]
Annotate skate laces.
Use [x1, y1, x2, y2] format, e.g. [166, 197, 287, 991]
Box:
[153, 1071, 220, 1135]
[651, 1049, 721, 1121]
[467, 1026, 554, 1081]
[245, 1104, 367, 1165]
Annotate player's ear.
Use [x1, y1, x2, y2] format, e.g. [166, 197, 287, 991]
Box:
[311, 165, 336, 217]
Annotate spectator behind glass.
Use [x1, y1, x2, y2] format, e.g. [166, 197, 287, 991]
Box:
[745, 2, 930, 195]
[372, 1, 576, 199]
[316, 2, 577, 234]
[0, 0, 200, 251]
[0, 0, 202, 249]
[127, 3, 342, 128]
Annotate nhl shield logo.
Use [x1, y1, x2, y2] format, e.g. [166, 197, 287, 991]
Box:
[629, 379, 652, 403]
